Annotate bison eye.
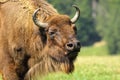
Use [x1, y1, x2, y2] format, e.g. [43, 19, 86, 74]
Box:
[48, 29, 57, 38]
[49, 31, 55, 35]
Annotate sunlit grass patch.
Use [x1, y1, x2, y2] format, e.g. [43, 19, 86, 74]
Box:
[0, 75, 2, 80]
[79, 45, 109, 56]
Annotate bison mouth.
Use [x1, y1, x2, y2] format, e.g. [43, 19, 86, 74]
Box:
[68, 50, 80, 56]
[66, 49, 80, 61]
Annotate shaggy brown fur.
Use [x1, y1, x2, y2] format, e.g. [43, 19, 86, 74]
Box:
[0, 0, 80, 80]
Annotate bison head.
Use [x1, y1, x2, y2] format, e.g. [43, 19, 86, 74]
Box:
[26, 5, 81, 78]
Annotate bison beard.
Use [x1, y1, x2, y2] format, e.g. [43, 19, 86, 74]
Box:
[25, 46, 75, 80]
[0, 0, 80, 80]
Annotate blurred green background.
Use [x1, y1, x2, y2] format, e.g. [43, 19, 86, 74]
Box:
[0, 0, 120, 80]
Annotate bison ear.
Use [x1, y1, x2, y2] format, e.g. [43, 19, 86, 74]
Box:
[32, 8, 49, 28]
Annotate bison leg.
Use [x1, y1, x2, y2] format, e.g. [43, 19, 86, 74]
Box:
[2, 64, 21, 80]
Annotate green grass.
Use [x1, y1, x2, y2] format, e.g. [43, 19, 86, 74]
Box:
[0, 75, 2, 80]
[79, 45, 109, 56]
[0, 45, 120, 80]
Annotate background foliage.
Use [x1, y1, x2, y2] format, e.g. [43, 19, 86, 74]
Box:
[96, 0, 120, 54]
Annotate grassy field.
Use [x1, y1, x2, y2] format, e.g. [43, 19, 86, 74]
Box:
[39, 56, 120, 80]
[0, 46, 120, 80]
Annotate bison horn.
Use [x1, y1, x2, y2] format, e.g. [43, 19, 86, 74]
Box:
[71, 5, 80, 23]
[32, 8, 48, 28]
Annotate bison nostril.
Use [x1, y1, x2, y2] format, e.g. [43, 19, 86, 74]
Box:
[66, 43, 74, 51]
[67, 43, 73, 48]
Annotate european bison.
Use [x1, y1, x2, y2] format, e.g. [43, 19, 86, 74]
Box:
[0, 0, 81, 80]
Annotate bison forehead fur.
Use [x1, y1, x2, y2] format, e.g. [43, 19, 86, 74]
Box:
[0, 0, 81, 80]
